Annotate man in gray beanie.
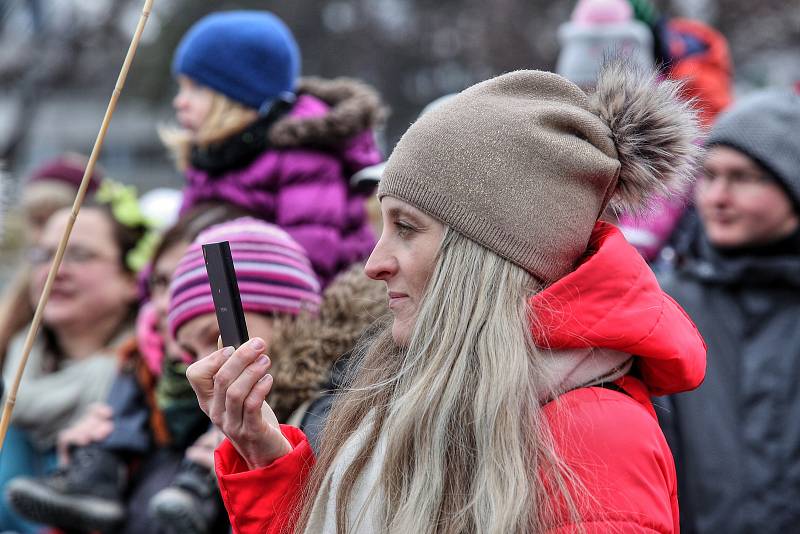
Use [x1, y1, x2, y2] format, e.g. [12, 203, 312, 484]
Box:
[658, 87, 800, 534]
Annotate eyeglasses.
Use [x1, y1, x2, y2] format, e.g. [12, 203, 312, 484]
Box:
[697, 168, 772, 191]
[26, 245, 116, 267]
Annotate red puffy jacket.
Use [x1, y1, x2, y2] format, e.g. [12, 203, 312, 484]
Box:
[215, 221, 706, 533]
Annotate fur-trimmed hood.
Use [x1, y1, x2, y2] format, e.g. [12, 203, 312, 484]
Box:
[267, 264, 388, 420]
[269, 77, 388, 149]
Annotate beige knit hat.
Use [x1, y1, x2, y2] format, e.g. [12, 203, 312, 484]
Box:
[379, 60, 700, 282]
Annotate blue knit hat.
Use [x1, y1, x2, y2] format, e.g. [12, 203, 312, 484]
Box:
[172, 11, 300, 111]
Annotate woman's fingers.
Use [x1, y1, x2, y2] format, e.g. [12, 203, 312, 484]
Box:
[185, 336, 290, 469]
[186, 345, 235, 414]
[209, 338, 267, 422]
[232, 374, 291, 470]
[242, 374, 275, 433]
[184, 427, 224, 470]
[90, 420, 114, 442]
[223, 354, 272, 431]
[86, 403, 113, 419]
[185, 441, 216, 470]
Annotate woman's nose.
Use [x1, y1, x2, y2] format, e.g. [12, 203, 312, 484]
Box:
[364, 242, 397, 281]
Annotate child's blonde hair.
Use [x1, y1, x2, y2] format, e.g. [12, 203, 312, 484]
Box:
[159, 89, 258, 171]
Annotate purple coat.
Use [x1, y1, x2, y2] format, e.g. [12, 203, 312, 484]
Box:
[181, 78, 385, 286]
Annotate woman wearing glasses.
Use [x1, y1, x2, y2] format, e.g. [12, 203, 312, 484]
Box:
[0, 199, 145, 532]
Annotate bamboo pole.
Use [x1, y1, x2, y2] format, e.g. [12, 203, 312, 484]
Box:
[0, 0, 155, 452]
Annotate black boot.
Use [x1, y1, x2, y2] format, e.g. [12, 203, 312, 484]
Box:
[6, 445, 126, 533]
[148, 459, 221, 534]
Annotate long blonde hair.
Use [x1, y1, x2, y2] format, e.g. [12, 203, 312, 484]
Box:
[297, 229, 585, 533]
[159, 91, 258, 171]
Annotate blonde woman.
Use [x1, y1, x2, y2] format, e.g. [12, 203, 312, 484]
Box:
[162, 10, 386, 286]
[187, 61, 706, 533]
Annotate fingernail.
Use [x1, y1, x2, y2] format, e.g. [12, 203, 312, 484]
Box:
[258, 373, 273, 384]
[251, 338, 265, 351]
[222, 346, 234, 358]
[257, 354, 270, 366]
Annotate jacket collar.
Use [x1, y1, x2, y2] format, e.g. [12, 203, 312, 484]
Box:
[681, 229, 800, 288]
[531, 221, 707, 396]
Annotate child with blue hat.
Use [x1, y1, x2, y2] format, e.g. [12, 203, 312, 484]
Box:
[164, 10, 386, 287]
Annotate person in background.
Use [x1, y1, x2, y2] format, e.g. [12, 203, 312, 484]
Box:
[162, 10, 386, 286]
[151, 230, 387, 534]
[188, 60, 705, 533]
[556, 0, 656, 89]
[5, 202, 248, 534]
[0, 154, 103, 368]
[0, 190, 145, 533]
[658, 88, 800, 533]
[145, 217, 322, 534]
[556, 0, 733, 264]
[19, 153, 103, 244]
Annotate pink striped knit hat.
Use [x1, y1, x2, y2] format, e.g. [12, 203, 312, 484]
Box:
[168, 217, 321, 338]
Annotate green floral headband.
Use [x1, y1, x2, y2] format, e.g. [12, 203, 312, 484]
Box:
[95, 179, 159, 273]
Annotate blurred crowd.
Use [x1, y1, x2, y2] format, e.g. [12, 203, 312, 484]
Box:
[0, 0, 797, 533]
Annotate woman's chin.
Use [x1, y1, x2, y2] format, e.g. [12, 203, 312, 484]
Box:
[391, 320, 411, 347]
[43, 314, 77, 332]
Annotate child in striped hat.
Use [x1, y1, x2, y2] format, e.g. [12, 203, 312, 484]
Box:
[167, 216, 321, 348]
[149, 217, 322, 533]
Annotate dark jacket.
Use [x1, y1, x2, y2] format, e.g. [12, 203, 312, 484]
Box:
[658, 229, 800, 533]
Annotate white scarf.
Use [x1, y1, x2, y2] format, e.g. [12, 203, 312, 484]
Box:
[303, 348, 632, 533]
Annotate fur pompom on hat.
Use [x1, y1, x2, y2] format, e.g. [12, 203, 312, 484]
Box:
[588, 60, 701, 214]
[379, 59, 700, 282]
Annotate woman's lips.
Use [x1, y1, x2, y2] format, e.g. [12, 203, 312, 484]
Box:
[388, 292, 409, 308]
[48, 287, 74, 300]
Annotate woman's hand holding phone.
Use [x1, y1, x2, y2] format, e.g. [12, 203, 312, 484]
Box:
[186, 337, 292, 471]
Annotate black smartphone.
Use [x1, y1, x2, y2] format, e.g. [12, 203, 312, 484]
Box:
[202, 241, 249, 349]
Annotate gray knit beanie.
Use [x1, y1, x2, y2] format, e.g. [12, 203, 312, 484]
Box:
[379, 61, 700, 282]
[706, 88, 800, 209]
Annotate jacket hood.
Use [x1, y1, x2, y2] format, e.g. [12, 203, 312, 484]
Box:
[269, 77, 387, 149]
[267, 264, 388, 419]
[531, 221, 706, 396]
[666, 18, 733, 129]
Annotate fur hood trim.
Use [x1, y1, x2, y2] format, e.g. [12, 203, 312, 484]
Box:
[269, 77, 388, 148]
[267, 264, 388, 419]
[588, 59, 702, 214]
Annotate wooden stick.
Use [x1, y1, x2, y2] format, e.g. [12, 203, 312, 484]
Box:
[0, 0, 154, 452]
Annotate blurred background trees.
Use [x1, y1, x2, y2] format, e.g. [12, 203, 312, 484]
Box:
[0, 0, 797, 230]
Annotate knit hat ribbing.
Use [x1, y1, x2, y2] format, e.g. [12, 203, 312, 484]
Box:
[172, 11, 300, 110]
[168, 217, 321, 338]
[706, 88, 800, 209]
[379, 61, 700, 282]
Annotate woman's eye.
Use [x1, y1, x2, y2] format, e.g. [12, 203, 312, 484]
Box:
[396, 221, 415, 237]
